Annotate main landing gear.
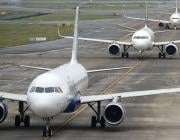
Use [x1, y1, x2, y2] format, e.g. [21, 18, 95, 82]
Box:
[121, 52, 129, 58]
[88, 101, 106, 128]
[158, 45, 166, 59]
[43, 118, 53, 137]
[15, 101, 30, 127]
[165, 24, 170, 30]
[121, 45, 130, 58]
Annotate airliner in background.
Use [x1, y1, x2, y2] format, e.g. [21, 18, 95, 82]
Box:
[59, 3, 180, 59]
[1, 7, 180, 138]
[124, 0, 180, 30]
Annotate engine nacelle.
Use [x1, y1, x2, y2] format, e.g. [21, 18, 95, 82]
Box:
[0, 101, 8, 123]
[165, 43, 178, 56]
[158, 22, 164, 27]
[108, 43, 121, 56]
[104, 102, 126, 125]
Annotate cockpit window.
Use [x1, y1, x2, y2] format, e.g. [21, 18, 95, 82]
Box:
[30, 86, 62, 93]
[30, 86, 36, 93]
[55, 87, 63, 93]
[45, 87, 54, 93]
[133, 36, 148, 39]
[172, 17, 179, 19]
[35, 87, 44, 93]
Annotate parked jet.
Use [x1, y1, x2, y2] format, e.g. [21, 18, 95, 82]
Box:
[59, 4, 180, 59]
[124, 0, 180, 30]
[1, 7, 180, 138]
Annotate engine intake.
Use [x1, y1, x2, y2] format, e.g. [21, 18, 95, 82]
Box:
[0, 101, 8, 123]
[158, 22, 164, 27]
[104, 102, 126, 125]
[165, 43, 178, 56]
[108, 44, 121, 56]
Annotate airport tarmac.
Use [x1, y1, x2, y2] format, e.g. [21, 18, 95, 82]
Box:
[1, 8, 180, 140]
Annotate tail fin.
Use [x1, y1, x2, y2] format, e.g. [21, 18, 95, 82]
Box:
[70, 6, 79, 64]
[145, 1, 148, 27]
[176, 0, 178, 13]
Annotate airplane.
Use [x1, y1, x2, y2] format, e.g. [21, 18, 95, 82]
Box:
[59, 3, 180, 59]
[1, 6, 180, 138]
[123, 0, 180, 30]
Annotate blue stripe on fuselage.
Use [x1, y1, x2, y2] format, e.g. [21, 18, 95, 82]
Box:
[63, 92, 81, 113]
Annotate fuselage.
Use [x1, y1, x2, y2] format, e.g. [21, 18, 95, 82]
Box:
[131, 25, 154, 51]
[26, 63, 88, 118]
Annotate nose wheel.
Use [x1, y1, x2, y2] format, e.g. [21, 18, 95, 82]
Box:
[15, 101, 30, 127]
[138, 50, 144, 60]
[43, 118, 53, 137]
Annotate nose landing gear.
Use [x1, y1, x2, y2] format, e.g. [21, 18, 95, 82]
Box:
[43, 118, 53, 137]
[138, 50, 144, 60]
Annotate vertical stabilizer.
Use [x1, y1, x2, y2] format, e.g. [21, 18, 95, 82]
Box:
[176, 0, 178, 13]
[145, 1, 148, 27]
[70, 6, 79, 64]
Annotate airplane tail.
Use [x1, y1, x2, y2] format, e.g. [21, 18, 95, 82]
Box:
[145, 1, 148, 27]
[70, 6, 79, 64]
[176, 0, 178, 13]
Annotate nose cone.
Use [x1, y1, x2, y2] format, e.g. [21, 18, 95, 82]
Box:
[28, 94, 66, 118]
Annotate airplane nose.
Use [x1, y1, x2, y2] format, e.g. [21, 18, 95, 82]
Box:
[133, 40, 151, 50]
[28, 94, 64, 118]
[32, 99, 56, 117]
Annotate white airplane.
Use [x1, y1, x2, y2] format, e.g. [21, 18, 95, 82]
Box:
[59, 4, 180, 59]
[124, 0, 180, 30]
[1, 6, 180, 138]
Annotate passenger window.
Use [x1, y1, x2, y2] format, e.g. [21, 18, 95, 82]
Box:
[45, 87, 54, 93]
[35, 87, 44, 93]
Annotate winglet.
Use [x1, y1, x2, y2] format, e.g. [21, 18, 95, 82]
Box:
[70, 6, 79, 64]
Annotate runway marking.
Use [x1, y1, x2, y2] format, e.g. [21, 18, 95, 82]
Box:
[47, 60, 143, 139]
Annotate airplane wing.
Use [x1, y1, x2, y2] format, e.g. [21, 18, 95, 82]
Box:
[87, 67, 131, 73]
[154, 40, 180, 46]
[0, 92, 27, 102]
[124, 15, 170, 24]
[20, 65, 132, 73]
[80, 88, 180, 103]
[58, 27, 132, 46]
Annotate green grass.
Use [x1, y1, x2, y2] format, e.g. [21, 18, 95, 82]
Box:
[25, 13, 119, 21]
[0, 24, 73, 48]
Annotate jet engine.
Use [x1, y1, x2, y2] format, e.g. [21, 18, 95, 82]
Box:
[104, 101, 126, 125]
[165, 43, 178, 56]
[0, 101, 8, 123]
[108, 43, 121, 56]
[158, 22, 164, 27]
